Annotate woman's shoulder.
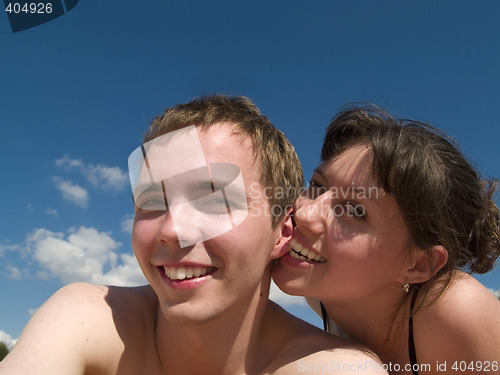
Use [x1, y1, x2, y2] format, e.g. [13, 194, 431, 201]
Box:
[415, 272, 500, 364]
[428, 272, 500, 320]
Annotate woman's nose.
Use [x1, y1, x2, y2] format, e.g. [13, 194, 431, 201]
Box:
[294, 194, 330, 236]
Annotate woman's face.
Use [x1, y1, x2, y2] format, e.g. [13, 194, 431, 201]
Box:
[273, 144, 413, 303]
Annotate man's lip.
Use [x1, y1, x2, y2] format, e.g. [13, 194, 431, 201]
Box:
[157, 264, 218, 281]
[157, 267, 215, 289]
[156, 261, 215, 268]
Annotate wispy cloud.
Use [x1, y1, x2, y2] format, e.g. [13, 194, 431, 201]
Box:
[45, 208, 59, 217]
[489, 288, 500, 299]
[86, 164, 128, 191]
[28, 308, 39, 316]
[55, 155, 128, 191]
[0, 244, 19, 257]
[26, 226, 146, 286]
[53, 177, 89, 208]
[5, 265, 23, 280]
[55, 155, 84, 170]
[0, 330, 17, 349]
[269, 281, 307, 307]
[121, 214, 134, 234]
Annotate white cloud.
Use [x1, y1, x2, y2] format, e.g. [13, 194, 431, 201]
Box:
[85, 164, 128, 191]
[55, 155, 84, 169]
[0, 244, 18, 257]
[269, 280, 307, 307]
[53, 177, 89, 208]
[55, 155, 128, 191]
[26, 226, 146, 286]
[45, 208, 59, 217]
[35, 270, 50, 280]
[121, 214, 135, 234]
[0, 330, 17, 349]
[489, 288, 500, 298]
[5, 265, 22, 280]
[28, 308, 39, 316]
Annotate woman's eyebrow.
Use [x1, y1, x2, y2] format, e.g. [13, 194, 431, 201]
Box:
[312, 168, 326, 178]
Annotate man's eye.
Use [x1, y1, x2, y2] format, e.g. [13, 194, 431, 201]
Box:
[200, 198, 228, 213]
[195, 191, 247, 215]
[135, 194, 167, 211]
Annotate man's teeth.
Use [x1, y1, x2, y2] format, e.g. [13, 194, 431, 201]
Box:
[289, 239, 326, 263]
[164, 266, 216, 280]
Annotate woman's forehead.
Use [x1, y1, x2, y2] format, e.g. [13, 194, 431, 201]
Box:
[317, 145, 376, 186]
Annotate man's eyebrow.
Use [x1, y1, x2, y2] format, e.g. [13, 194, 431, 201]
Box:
[134, 182, 164, 194]
[192, 180, 250, 200]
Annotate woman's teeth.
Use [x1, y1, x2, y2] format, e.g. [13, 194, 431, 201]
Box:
[289, 238, 326, 263]
[164, 266, 216, 280]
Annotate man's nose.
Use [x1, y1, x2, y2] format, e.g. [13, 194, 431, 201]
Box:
[157, 205, 205, 248]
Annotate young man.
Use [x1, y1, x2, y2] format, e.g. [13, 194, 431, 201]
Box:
[1, 96, 386, 375]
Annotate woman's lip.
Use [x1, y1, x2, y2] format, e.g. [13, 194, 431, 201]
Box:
[292, 230, 325, 260]
[288, 239, 327, 263]
[278, 251, 320, 268]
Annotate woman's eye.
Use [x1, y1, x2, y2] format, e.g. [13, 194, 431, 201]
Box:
[332, 201, 366, 220]
[345, 202, 366, 219]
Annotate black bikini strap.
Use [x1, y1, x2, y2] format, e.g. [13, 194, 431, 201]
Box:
[408, 287, 419, 375]
[320, 301, 330, 333]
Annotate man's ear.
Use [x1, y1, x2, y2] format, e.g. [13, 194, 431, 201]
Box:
[405, 245, 448, 284]
[270, 210, 294, 260]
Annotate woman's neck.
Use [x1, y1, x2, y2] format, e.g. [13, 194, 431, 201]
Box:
[323, 286, 412, 365]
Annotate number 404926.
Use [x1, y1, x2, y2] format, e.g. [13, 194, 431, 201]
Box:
[5, 2, 53, 14]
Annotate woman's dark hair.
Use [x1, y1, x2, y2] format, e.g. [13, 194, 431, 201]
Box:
[322, 104, 500, 305]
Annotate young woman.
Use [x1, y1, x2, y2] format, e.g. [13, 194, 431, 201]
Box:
[273, 105, 500, 374]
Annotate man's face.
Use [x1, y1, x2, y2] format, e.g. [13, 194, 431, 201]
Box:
[131, 122, 286, 325]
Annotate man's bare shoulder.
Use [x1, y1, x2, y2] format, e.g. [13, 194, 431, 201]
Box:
[265, 301, 387, 375]
[0, 282, 157, 375]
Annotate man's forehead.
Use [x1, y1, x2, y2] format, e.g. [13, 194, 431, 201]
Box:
[142, 126, 207, 180]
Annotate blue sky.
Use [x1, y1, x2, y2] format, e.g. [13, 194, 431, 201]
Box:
[1, 1, 500, 347]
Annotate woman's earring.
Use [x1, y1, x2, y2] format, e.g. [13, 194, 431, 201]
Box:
[402, 282, 410, 293]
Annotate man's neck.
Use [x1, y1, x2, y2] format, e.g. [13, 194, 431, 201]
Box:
[154, 279, 276, 375]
